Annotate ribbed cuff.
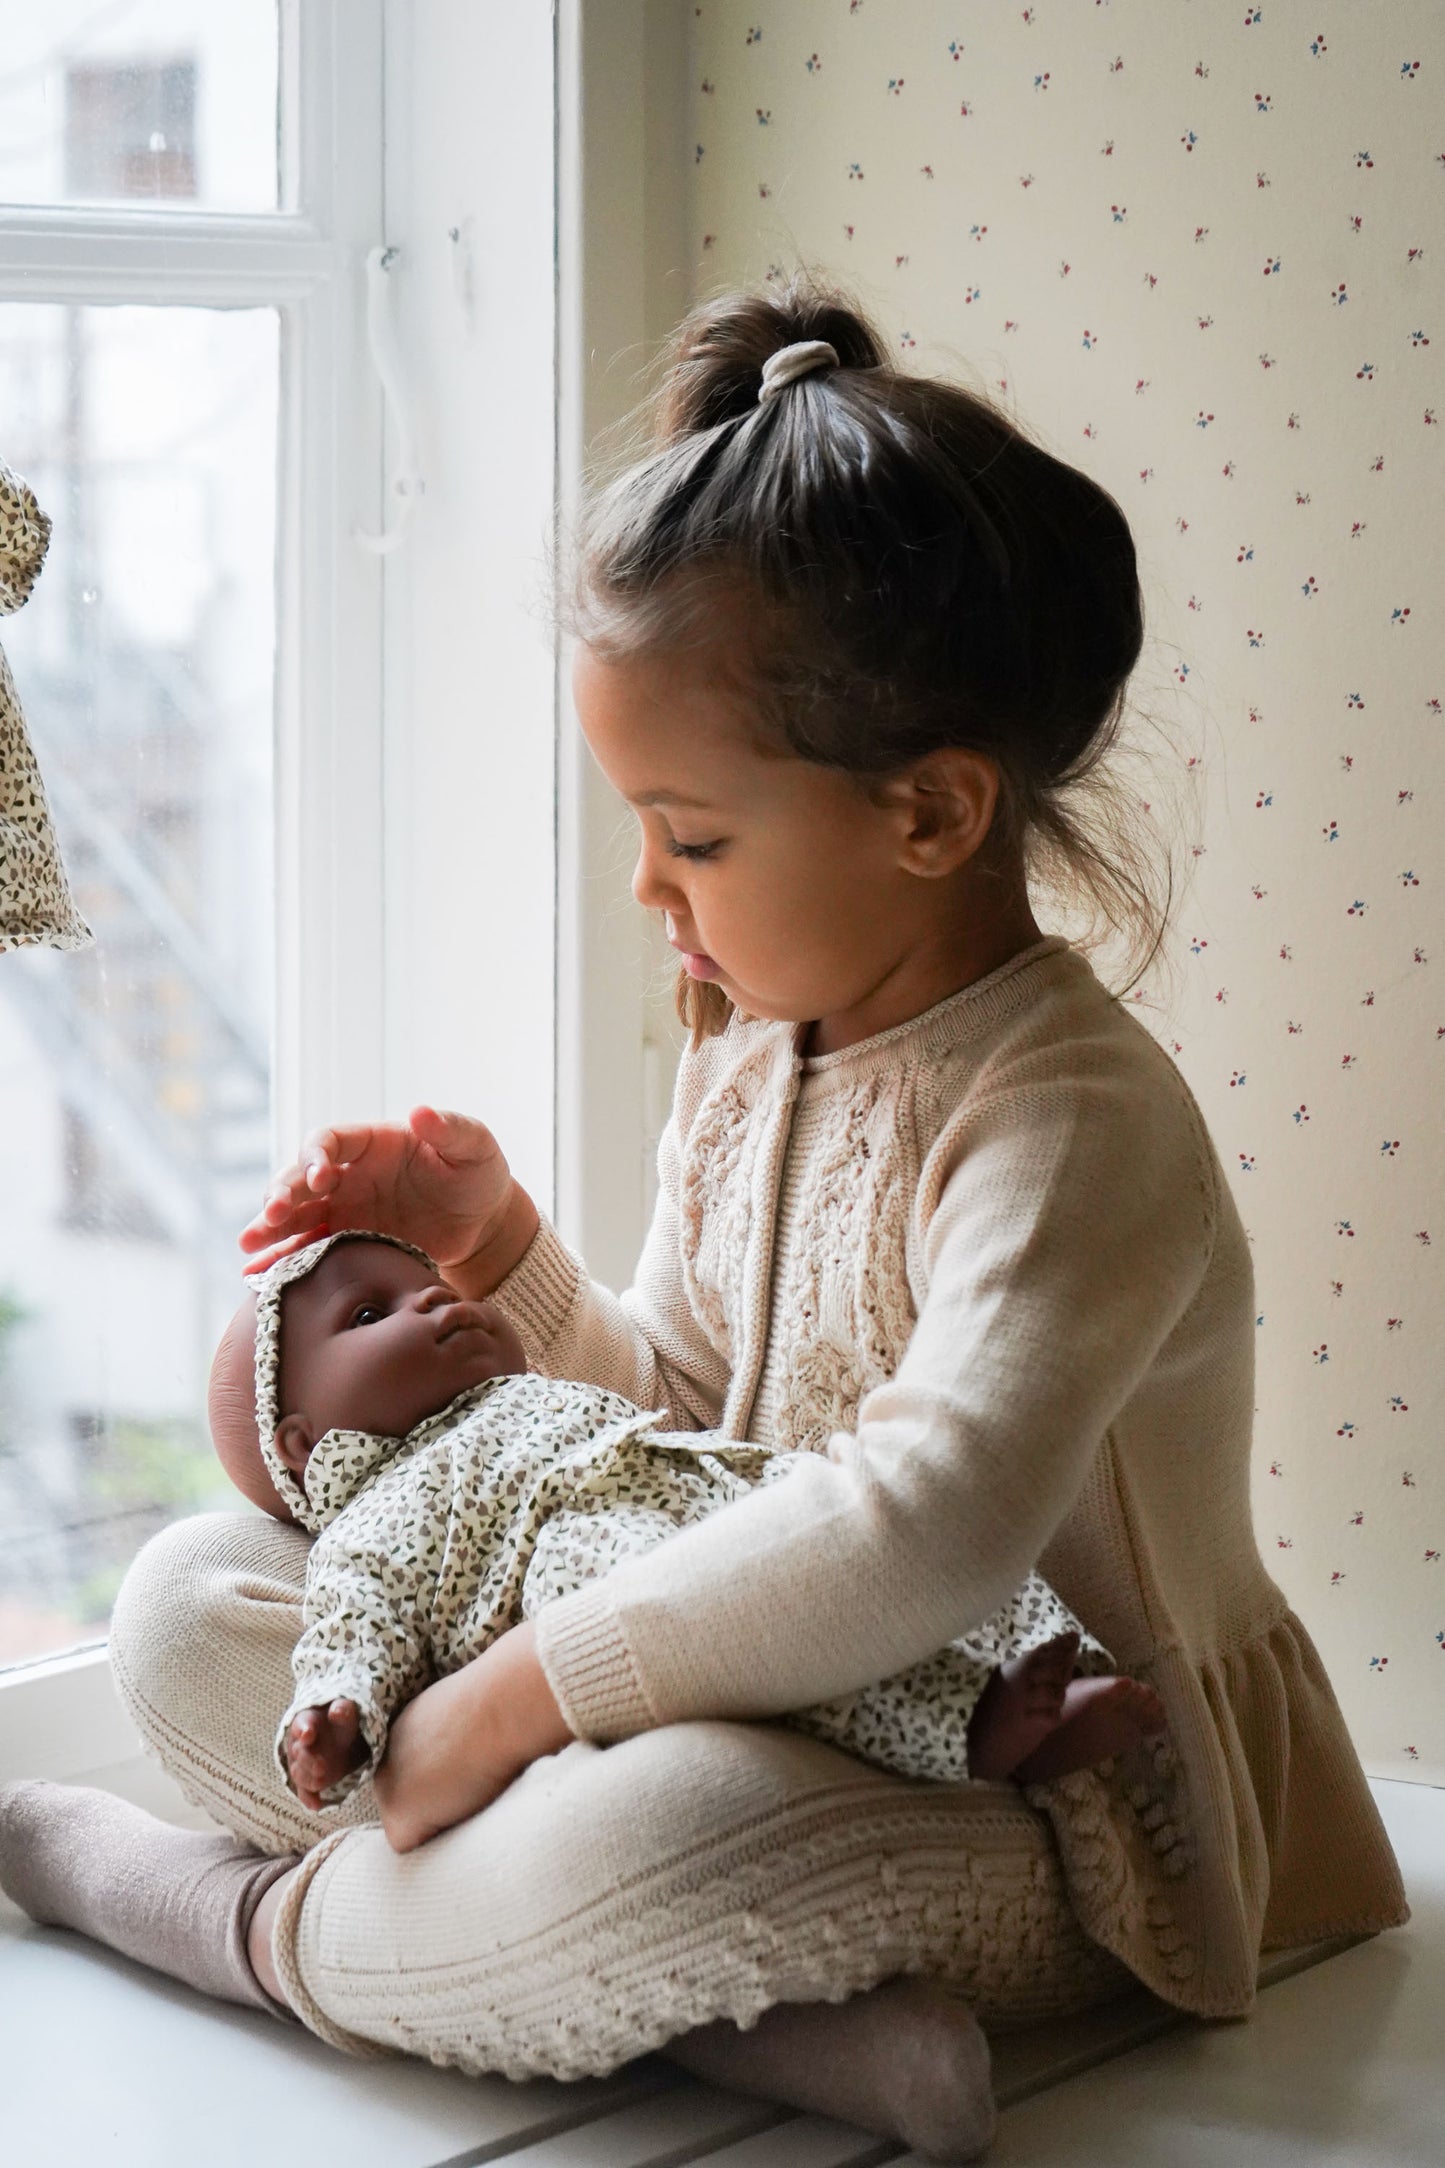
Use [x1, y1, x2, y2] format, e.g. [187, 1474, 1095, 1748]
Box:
[533, 1582, 659, 1744]
[489, 1214, 585, 1367]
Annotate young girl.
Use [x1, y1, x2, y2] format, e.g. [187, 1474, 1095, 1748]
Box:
[1, 275, 1405, 2161]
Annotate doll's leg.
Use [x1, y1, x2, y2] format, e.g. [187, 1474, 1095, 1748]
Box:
[108, 1509, 379, 1853]
[792, 1572, 1162, 1786]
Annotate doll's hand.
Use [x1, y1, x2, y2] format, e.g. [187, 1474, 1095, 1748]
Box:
[373, 1622, 573, 1853]
[285, 1699, 368, 1810]
[239, 1104, 538, 1296]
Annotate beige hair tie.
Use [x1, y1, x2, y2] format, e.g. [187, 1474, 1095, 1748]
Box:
[757, 340, 840, 405]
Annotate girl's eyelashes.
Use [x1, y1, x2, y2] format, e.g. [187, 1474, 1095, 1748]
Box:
[666, 838, 724, 863]
[348, 1301, 389, 1328]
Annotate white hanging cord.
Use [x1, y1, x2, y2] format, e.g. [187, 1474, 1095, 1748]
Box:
[354, 245, 425, 555]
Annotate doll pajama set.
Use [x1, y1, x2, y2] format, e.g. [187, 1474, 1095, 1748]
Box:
[253, 1235, 1112, 1805]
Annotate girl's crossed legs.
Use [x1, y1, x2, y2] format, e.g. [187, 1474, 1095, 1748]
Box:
[39, 1510, 1130, 2150]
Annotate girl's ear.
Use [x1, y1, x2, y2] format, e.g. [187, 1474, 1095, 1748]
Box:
[273, 1413, 317, 1475]
[880, 749, 1000, 877]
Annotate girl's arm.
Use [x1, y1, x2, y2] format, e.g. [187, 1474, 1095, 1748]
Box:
[482, 1068, 733, 1435]
[527, 1049, 1219, 1740]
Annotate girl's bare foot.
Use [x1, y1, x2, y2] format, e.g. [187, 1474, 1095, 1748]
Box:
[965, 1632, 1081, 1781]
[1012, 1675, 1168, 1785]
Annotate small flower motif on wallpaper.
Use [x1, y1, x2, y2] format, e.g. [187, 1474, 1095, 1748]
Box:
[1033, 73, 1050, 92]
[1338, 1420, 1358, 1437]
[1239, 1152, 1255, 1172]
[1111, 204, 1127, 222]
[948, 40, 964, 63]
[1348, 215, 1362, 235]
[1357, 361, 1376, 381]
[1182, 129, 1198, 152]
[1197, 409, 1215, 427]
[1323, 818, 1339, 841]
[1238, 542, 1255, 560]
[1332, 283, 1348, 304]
[1409, 329, 1431, 347]
[1296, 1108, 1313, 1127]
[1356, 148, 1374, 168]
[1302, 575, 1319, 597]
[1310, 34, 1327, 58]
[1399, 61, 1420, 83]
[1254, 91, 1273, 114]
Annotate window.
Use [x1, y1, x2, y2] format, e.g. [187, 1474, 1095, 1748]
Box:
[0, 0, 387, 1671]
[0, 0, 563, 1766]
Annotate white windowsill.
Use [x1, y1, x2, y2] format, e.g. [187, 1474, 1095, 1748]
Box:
[0, 1770, 1438, 2166]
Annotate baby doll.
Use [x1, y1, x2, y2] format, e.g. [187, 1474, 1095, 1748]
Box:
[207, 1231, 1167, 1819]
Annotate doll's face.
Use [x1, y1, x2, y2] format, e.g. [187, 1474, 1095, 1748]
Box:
[275, 1242, 526, 1456]
[207, 1240, 527, 1521]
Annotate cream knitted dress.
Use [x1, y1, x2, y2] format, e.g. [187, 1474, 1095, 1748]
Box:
[497, 934, 1406, 2017]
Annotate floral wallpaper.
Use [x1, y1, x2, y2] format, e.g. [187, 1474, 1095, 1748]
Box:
[686, 0, 1443, 1781]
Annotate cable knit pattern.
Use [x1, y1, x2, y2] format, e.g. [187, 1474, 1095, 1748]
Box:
[275, 1732, 1134, 2080]
[506, 936, 1407, 2017]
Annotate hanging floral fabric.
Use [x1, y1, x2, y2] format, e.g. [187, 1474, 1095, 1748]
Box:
[0, 458, 91, 953]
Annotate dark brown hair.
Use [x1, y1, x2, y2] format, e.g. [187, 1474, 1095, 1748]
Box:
[556, 269, 1173, 1037]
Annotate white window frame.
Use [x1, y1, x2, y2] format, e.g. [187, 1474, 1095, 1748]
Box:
[0, 0, 561, 1775]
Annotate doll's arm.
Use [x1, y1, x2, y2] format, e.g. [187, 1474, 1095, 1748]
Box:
[275, 1468, 448, 1807]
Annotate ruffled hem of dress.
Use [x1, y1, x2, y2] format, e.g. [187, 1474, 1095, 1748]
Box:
[1024, 1604, 1409, 2018]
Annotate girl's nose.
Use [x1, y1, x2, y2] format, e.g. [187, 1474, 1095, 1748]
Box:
[632, 840, 680, 913]
[414, 1283, 454, 1313]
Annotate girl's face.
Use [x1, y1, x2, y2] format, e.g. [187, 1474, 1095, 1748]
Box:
[572, 629, 1035, 1053]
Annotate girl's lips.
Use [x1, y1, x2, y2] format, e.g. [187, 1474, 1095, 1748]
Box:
[666, 927, 720, 980]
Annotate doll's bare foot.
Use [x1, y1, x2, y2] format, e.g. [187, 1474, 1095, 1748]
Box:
[1012, 1675, 1168, 1786]
[285, 1699, 366, 1810]
[965, 1632, 1080, 1782]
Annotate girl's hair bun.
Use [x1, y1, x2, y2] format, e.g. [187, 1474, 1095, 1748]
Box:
[655, 280, 885, 442]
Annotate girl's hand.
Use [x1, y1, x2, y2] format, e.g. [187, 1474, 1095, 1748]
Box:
[372, 1621, 574, 1853]
[238, 1104, 539, 1297]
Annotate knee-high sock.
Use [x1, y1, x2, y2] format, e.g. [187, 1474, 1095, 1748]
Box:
[0, 1779, 298, 2015]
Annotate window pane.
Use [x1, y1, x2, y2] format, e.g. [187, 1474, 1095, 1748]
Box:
[0, 303, 277, 1665]
[0, 2, 280, 213]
